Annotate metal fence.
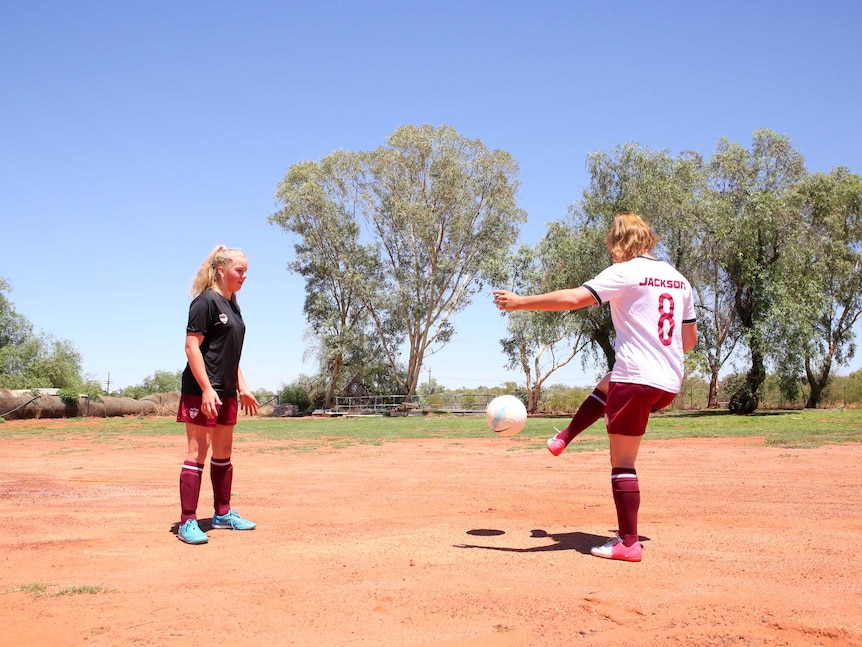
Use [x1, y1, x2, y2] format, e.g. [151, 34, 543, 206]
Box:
[333, 393, 498, 415]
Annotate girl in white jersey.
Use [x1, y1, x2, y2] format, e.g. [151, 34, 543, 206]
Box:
[493, 212, 697, 562]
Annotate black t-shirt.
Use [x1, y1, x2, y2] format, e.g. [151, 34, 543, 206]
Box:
[181, 289, 246, 397]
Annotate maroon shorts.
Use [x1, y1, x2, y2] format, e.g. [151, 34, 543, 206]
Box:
[604, 382, 676, 437]
[176, 394, 238, 427]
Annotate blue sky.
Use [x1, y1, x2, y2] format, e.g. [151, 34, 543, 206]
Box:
[2, 1, 861, 393]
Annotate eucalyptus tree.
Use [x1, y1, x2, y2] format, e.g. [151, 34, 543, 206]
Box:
[581, 143, 703, 250]
[352, 125, 526, 396]
[795, 167, 862, 407]
[657, 153, 745, 409]
[272, 125, 526, 398]
[707, 129, 808, 414]
[270, 154, 381, 409]
[577, 143, 737, 404]
[498, 240, 592, 412]
[692, 236, 743, 408]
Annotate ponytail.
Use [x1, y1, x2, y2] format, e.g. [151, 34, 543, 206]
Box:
[190, 245, 246, 300]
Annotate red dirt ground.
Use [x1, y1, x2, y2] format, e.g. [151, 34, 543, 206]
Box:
[1, 418, 860, 646]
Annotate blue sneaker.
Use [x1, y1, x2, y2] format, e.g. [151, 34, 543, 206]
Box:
[178, 519, 208, 544]
[212, 509, 256, 530]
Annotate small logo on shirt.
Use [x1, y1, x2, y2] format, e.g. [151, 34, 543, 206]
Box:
[189, 408, 200, 418]
[219, 313, 228, 324]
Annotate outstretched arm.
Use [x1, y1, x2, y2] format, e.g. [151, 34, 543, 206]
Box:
[493, 287, 598, 312]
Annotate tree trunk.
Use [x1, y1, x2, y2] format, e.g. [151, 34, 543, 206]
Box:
[804, 356, 831, 409]
[323, 352, 343, 410]
[729, 348, 765, 414]
[708, 369, 720, 408]
[528, 383, 541, 414]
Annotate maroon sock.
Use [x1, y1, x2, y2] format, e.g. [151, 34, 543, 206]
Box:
[611, 468, 640, 547]
[211, 457, 233, 516]
[558, 388, 607, 445]
[179, 461, 204, 523]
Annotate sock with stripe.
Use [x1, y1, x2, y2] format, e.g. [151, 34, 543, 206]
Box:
[611, 467, 640, 547]
[558, 388, 607, 445]
[179, 461, 204, 523]
[211, 457, 233, 516]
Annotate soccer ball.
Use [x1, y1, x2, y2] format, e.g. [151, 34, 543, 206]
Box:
[485, 395, 527, 437]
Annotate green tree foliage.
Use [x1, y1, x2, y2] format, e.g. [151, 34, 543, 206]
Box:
[270, 154, 381, 409]
[0, 278, 89, 391]
[0, 278, 31, 349]
[120, 370, 182, 399]
[565, 143, 724, 401]
[358, 125, 526, 396]
[29, 338, 84, 390]
[253, 388, 276, 407]
[526, 134, 862, 413]
[841, 370, 862, 405]
[576, 144, 715, 374]
[278, 377, 313, 413]
[689, 192, 743, 409]
[794, 168, 862, 407]
[498, 240, 593, 412]
[676, 373, 710, 410]
[416, 377, 446, 397]
[269, 129, 861, 414]
[710, 130, 812, 413]
[536, 383, 593, 414]
[272, 124, 527, 398]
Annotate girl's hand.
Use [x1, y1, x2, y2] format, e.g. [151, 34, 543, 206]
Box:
[493, 290, 521, 311]
[202, 388, 222, 420]
[239, 390, 259, 416]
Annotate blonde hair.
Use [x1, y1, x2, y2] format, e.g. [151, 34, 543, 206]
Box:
[190, 245, 246, 299]
[605, 212, 658, 262]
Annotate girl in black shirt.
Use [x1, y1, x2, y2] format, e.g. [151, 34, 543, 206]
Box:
[175, 245, 259, 545]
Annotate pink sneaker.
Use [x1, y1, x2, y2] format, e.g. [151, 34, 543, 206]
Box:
[590, 535, 642, 562]
[547, 427, 567, 456]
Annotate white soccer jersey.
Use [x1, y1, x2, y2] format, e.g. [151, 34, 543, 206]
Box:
[583, 256, 696, 394]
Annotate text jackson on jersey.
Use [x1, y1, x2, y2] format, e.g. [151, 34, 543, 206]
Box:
[638, 277, 687, 289]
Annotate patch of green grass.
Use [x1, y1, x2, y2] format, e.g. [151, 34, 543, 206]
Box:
[12, 582, 50, 597]
[55, 585, 111, 596]
[254, 444, 310, 454]
[646, 409, 862, 447]
[2, 409, 861, 448]
[9, 582, 111, 597]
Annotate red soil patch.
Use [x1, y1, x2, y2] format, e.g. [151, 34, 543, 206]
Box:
[1, 418, 860, 646]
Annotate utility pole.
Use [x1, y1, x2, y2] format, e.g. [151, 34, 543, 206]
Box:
[104, 373, 111, 394]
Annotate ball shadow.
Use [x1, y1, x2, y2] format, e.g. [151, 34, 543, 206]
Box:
[456, 528, 650, 555]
